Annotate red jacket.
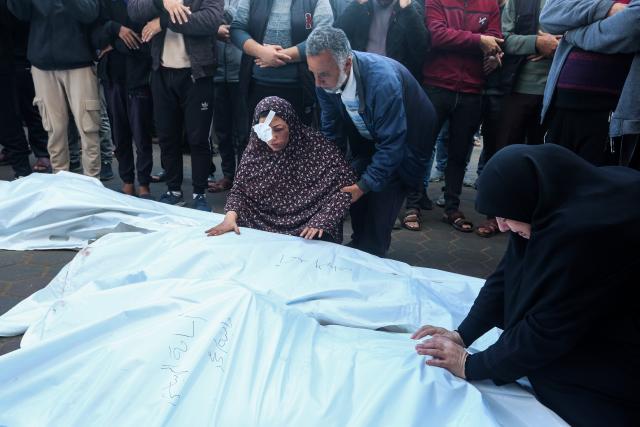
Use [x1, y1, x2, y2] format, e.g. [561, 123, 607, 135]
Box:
[423, 0, 502, 94]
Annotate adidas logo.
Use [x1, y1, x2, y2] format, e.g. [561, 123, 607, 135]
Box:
[201, 101, 209, 111]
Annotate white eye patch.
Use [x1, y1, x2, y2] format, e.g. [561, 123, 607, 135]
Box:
[253, 110, 276, 143]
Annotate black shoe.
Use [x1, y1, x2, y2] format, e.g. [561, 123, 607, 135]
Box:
[100, 162, 114, 181]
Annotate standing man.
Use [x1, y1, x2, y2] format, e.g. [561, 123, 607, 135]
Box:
[208, 0, 248, 193]
[8, 0, 102, 178]
[335, 0, 429, 81]
[499, 0, 557, 148]
[94, 0, 154, 198]
[1, 0, 32, 179]
[540, 0, 638, 167]
[128, 0, 224, 211]
[419, 0, 503, 233]
[306, 27, 436, 257]
[230, 0, 334, 125]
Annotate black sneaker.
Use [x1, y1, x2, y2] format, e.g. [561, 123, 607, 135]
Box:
[191, 193, 210, 212]
[100, 162, 114, 181]
[159, 191, 185, 206]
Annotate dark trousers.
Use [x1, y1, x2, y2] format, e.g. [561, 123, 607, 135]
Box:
[151, 67, 213, 194]
[104, 81, 154, 185]
[545, 108, 615, 166]
[248, 82, 312, 126]
[479, 94, 505, 162]
[14, 62, 49, 158]
[423, 86, 482, 214]
[214, 81, 248, 179]
[617, 134, 640, 170]
[0, 62, 31, 176]
[350, 174, 409, 257]
[499, 92, 546, 148]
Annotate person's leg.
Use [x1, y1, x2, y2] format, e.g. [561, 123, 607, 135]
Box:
[64, 66, 102, 178]
[522, 94, 545, 146]
[128, 85, 154, 193]
[444, 92, 482, 219]
[0, 62, 31, 177]
[31, 66, 72, 173]
[98, 83, 114, 179]
[104, 80, 135, 189]
[67, 118, 81, 171]
[479, 94, 504, 164]
[181, 74, 214, 197]
[434, 122, 449, 175]
[406, 87, 451, 217]
[545, 108, 613, 166]
[152, 68, 185, 196]
[230, 82, 249, 166]
[497, 92, 530, 148]
[14, 62, 49, 161]
[214, 81, 236, 179]
[355, 176, 409, 257]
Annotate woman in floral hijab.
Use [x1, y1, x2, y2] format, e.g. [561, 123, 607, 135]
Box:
[206, 97, 356, 242]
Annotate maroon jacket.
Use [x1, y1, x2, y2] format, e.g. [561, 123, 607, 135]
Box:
[423, 0, 502, 94]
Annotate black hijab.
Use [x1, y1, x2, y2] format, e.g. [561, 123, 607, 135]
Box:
[459, 145, 640, 422]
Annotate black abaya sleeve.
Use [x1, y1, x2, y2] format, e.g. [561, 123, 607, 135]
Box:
[456, 255, 507, 347]
[464, 241, 632, 384]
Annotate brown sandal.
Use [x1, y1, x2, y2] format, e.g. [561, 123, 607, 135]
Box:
[476, 218, 500, 238]
[402, 209, 422, 231]
[442, 211, 473, 233]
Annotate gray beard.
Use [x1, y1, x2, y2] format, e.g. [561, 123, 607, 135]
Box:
[322, 69, 348, 94]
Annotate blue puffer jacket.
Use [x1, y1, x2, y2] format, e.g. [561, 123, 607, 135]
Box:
[540, 0, 640, 137]
[317, 51, 436, 192]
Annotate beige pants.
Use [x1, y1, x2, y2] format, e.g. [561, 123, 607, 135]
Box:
[31, 66, 101, 178]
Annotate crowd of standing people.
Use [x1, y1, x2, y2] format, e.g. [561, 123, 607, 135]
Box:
[1, 0, 639, 253]
[1, 0, 639, 424]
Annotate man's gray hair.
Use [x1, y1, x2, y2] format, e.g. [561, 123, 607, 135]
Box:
[306, 26, 352, 67]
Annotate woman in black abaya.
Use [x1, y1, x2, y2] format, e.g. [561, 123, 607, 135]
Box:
[412, 144, 640, 426]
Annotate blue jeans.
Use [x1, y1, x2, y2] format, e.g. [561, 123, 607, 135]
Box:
[423, 121, 449, 187]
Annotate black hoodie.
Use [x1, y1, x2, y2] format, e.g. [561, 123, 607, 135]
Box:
[7, 0, 98, 70]
[459, 144, 640, 426]
[92, 0, 152, 90]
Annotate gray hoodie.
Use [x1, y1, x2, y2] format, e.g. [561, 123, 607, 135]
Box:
[540, 0, 640, 137]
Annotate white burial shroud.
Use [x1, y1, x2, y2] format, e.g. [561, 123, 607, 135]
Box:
[0, 173, 567, 426]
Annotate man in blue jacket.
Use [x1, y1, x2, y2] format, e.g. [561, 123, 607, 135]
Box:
[306, 26, 436, 257]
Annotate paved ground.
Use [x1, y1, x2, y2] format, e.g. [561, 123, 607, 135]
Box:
[0, 143, 508, 356]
